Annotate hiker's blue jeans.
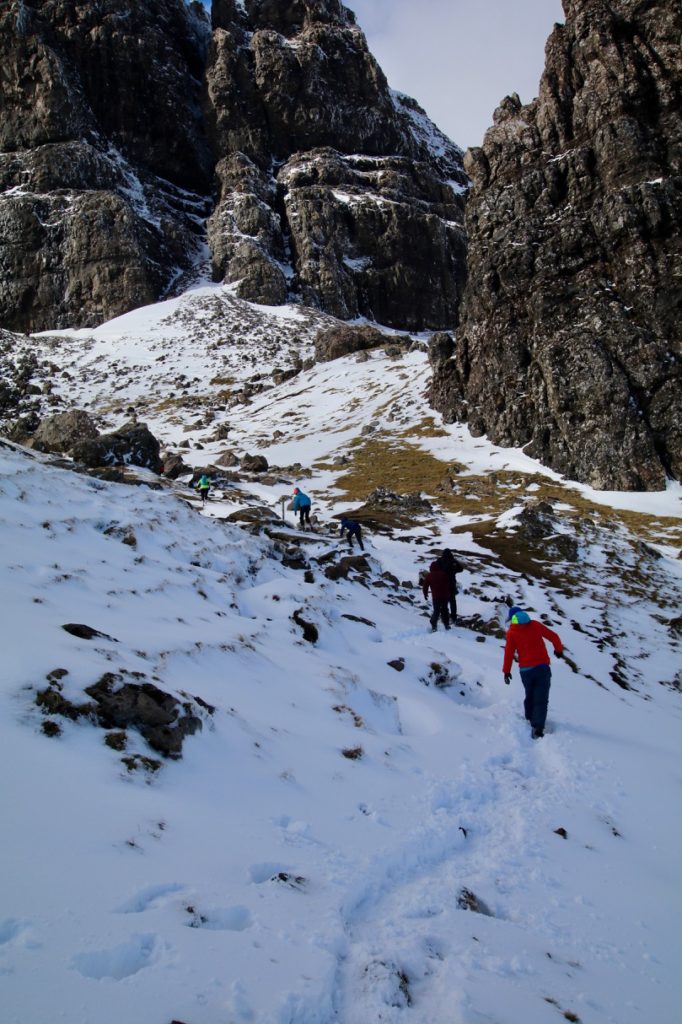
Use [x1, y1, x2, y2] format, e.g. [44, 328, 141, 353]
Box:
[521, 664, 551, 731]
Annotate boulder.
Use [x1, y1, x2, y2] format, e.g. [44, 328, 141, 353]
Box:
[31, 409, 99, 454]
[36, 669, 211, 759]
[214, 450, 239, 467]
[314, 324, 388, 363]
[71, 422, 162, 473]
[160, 452, 191, 480]
[515, 502, 579, 563]
[240, 453, 269, 473]
[84, 675, 204, 760]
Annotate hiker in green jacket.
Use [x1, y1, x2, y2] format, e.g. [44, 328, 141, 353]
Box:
[195, 474, 211, 503]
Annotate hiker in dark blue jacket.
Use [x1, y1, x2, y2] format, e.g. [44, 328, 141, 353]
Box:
[340, 517, 364, 550]
[292, 487, 312, 529]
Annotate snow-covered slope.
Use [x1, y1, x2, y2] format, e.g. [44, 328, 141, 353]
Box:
[2, 286, 681, 1024]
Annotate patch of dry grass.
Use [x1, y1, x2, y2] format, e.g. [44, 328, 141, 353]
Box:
[397, 417, 450, 440]
[328, 438, 453, 504]
[319, 438, 680, 593]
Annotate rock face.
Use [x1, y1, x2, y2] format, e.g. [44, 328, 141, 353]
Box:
[1, 0, 467, 334]
[204, 0, 467, 330]
[0, 0, 213, 332]
[31, 409, 99, 454]
[314, 323, 389, 363]
[71, 422, 162, 472]
[430, 0, 681, 490]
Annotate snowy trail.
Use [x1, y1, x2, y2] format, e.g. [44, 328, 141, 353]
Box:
[2, 285, 681, 1024]
[280, 693, 664, 1024]
[322, 718, 567, 1021]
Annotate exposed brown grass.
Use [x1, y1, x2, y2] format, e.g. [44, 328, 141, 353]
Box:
[324, 437, 463, 505]
[316, 436, 680, 593]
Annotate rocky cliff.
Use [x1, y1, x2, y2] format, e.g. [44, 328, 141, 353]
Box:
[430, 0, 681, 490]
[205, 0, 467, 330]
[0, 0, 213, 332]
[0, 0, 467, 334]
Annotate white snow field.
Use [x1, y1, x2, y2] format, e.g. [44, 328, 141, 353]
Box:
[2, 285, 681, 1024]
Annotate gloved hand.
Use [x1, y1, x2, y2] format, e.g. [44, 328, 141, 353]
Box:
[555, 649, 564, 659]
[504, 673, 512, 685]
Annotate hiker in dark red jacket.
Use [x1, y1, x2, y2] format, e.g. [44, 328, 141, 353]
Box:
[503, 606, 564, 738]
[422, 559, 451, 632]
[440, 548, 464, 623]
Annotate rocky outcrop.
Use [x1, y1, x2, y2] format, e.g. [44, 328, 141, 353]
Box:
[0, 0, 212, 331]
[314, 323, 389, 362]
[31, 409, 99, 454]
[431, 0, 681, 490]
[71, 422, 162, 472]
[37, 668, 211, 759]
[1, 0, 466, 334]
[23, 409, 161, 471]
[205, 0, 467, 329]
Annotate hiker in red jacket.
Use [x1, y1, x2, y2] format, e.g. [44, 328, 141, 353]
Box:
[422, 559, 451, 632]
[503, 606, 564, 738]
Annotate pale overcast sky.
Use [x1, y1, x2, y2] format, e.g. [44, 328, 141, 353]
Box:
[202, 1, 566, 151]
[348, 0, 566, 149]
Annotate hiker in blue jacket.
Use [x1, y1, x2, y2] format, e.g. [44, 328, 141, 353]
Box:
[340, 517, 364, 550]
[292, 487, 312, 529]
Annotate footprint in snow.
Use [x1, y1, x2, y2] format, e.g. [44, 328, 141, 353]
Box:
[115, 882, 187, 914]
[71, 932, 161, 980]
[0, 919, 22, 945]
[249, 862, 290, 884]
[0, 918, 35, 949]
[272, 815, 322, 845]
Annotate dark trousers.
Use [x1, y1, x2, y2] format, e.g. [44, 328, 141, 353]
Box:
[199, 488, 209, 503]
[348, 527, 364, 550]
[298, 506, 311, 527]
[521, 664, 551, 731]
[430, 599, 450, 630]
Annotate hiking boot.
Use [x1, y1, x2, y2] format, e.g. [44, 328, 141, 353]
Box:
[531, 727, 544, 739]
[430, 626, 437, 633]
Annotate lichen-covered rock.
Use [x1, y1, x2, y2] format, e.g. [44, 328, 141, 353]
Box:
[430, 0, 681, 491]
[71, 422, 162, 473]
[314, 323, 388, 363]
[1, 0, 467, 335]
[240, 453, 269, 473]
[84, 675, 203, 759]
[205, 0, 468, 330]
[31, 409, 99, 455]
[160, 452, 191, 480]
[0, 0, 212, 331]
[213, 450, 239, 468]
